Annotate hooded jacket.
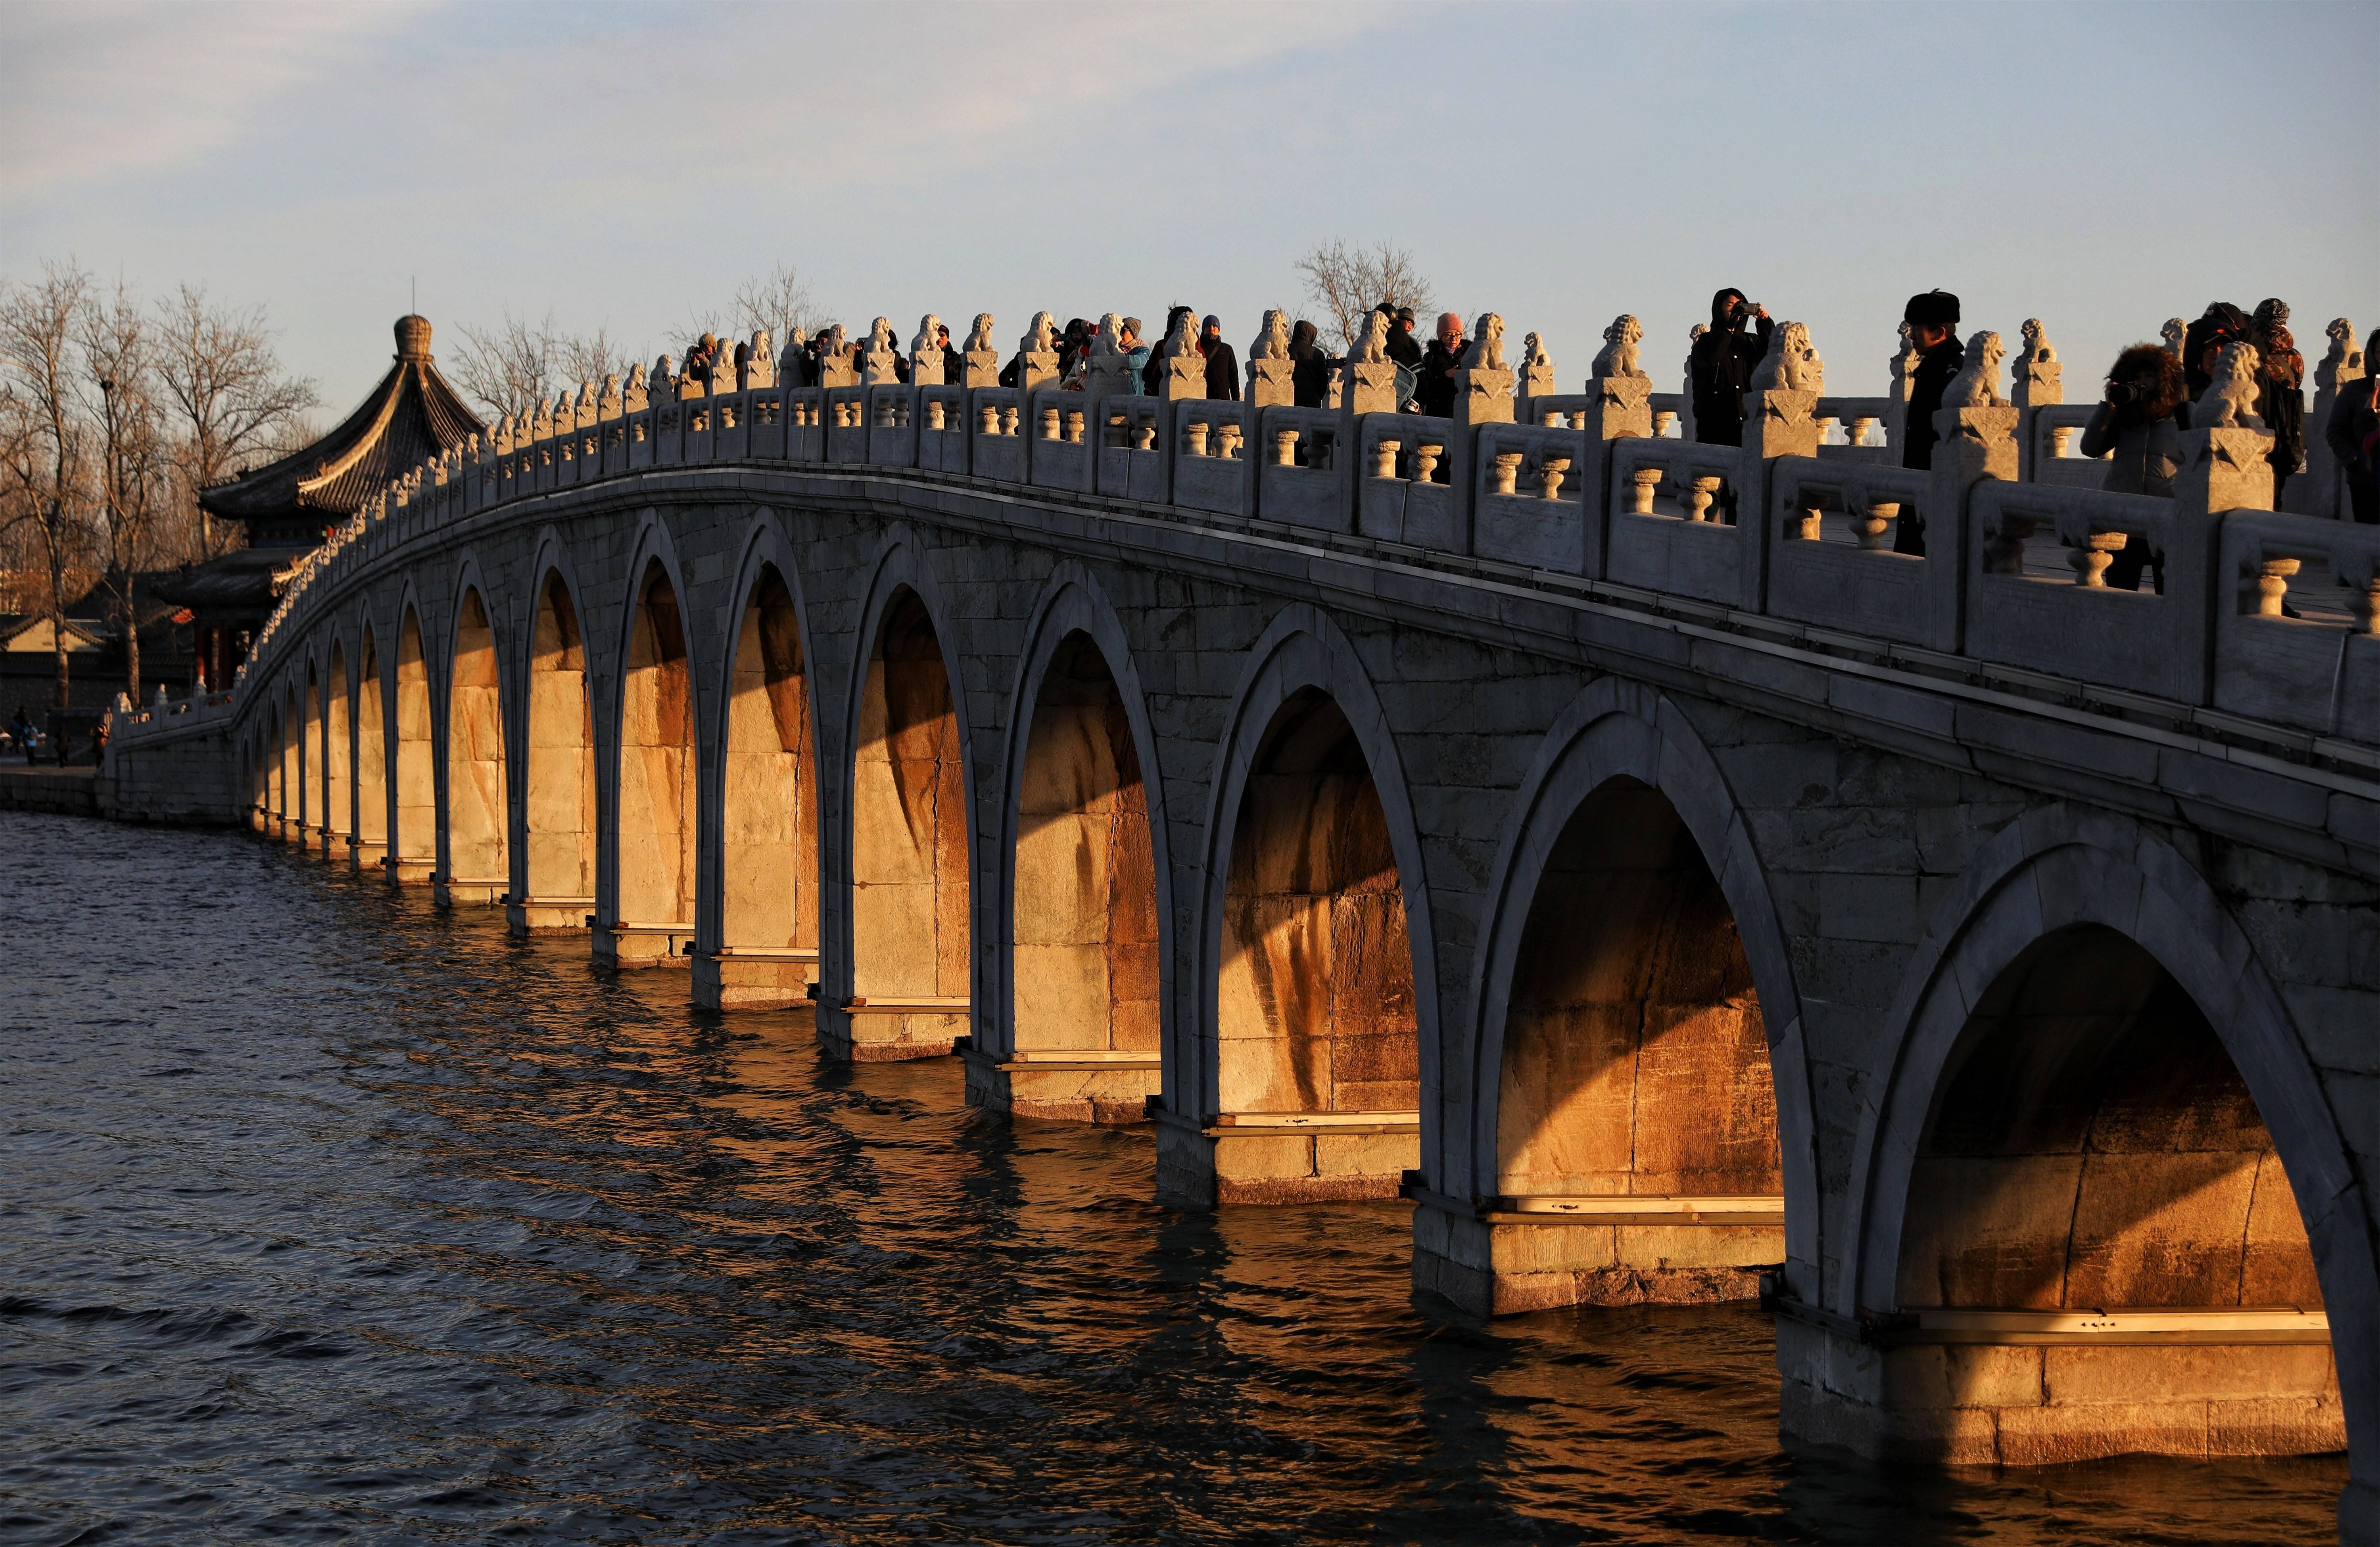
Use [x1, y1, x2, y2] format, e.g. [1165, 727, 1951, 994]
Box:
[1289, 321, 1330, 409]
[1689, 289, 1772, 447]
[1202, 317, 1240, 402]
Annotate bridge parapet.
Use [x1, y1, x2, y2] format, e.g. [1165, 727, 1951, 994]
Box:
[112, 310, 2380, 780]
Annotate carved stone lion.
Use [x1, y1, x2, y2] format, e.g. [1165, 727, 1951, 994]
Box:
[911, 314, 941, 358]
[2161, 318, 2187, 359]
[965, 313, 996, 352]
[1939, 329, 2008, 409]
[1164, 309, 1201, 359]
[2018, 318, 2057, 366]
[1092, 313, 1127, 358]
[2324, 316, 2364, 377]
[1252, 310, 1290, 361]
[1351, 310, 1391, 364]
[867, 317, 896, 354]
[1021, 312, 1056, 355]
[2196, 341, 2267, 429]
[1748, 320, 1820, 394]
[1459, 312, 1505, 371]
[1591, 314, 1645, 380]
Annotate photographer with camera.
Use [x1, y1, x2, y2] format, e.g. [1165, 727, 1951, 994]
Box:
[2079, 343, 2193, 591]
[1688, 288, 1772, 447]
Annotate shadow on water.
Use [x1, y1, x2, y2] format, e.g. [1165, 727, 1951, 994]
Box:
[0, 810, 2346, 1545]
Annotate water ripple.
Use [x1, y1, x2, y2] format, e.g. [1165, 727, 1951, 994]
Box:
[0, 810, 2344, 1545]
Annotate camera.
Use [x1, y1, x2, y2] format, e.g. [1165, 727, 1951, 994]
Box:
[2105, 381, 2138, 407]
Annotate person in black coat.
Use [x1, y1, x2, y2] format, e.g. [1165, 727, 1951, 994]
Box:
[1385, 307, 1423, 369]
[2182, 302, 2251, 397]
[1416, 312, 1465, 418]
[1289, 320, 1330, 409]
[1201, 315, 1239, 401]
[1896, 289, 1965, 554]
[1689, 289, 1772, 447]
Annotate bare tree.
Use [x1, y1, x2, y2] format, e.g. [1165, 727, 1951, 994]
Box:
[1293, 238, 1437, 353]
[450, 310, 560, 423]
[152, 284, 317, 558]
[695, 262, 827, 351]
[83, 278, 175, 698]
[451, 310, 635, 421]
[0, 263, 96, 707]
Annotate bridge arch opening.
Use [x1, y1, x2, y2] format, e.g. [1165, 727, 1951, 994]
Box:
[1006, 628, 1159, 1118]
[520, 572, 595, 930]
[326, 640, 352, 853]
[392, 607, 435, 882]
[1460, 774, 1785, 1313]
[1214, 687, 1417, 1201]
[355, 627, 387, 868]
[716, 564, 817, 1004]
[265, 705, 286, 831]
[1883, 921, 2338, 1463]
[443, 587, 508, 903]
[847, 585, 968, 1057]
[612, 560, 697, 966]
[279, 686, 301, 836]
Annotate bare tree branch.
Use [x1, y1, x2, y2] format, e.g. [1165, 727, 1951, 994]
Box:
[0, 261, 97, 706]
[451, 311, 636, 420]
[1293, 238, 1437, 354]
[693, 262, 828, 352]
[152, 284, 317, 557]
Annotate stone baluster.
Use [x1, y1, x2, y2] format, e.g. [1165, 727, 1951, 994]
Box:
[1630, 466, 1662, 514]
[2067, 530, 2127, 586]
[1215, 422, 1243, 461]
[1273, 428, 1300, 466]
[1855, 500, 1899, 550]
[1536, 456, 1570, 500]
[1000, 404, 1019, 437]
[2248, 555, 2299, 612]
[1411, 443, 1442, 484]
[1371, 439, 1401, 479]
[1490, 451, 1524, 495]
[1185, 420, 1211, 458]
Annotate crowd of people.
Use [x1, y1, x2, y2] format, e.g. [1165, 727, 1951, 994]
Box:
[676, 292, 2380, 535]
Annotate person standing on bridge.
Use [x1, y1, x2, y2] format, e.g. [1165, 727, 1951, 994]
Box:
[1290, 320, 1330, 408]
[2081, 343, 2191, 592]
[1688, 289, 1772, 448]
[1201, 315, 1240, 401]
[2251, 299, 2307, 506]
[2328, 327, 2380, 526]
[1895, 289, 1965, 555]
[1416, 312, 1466, 418]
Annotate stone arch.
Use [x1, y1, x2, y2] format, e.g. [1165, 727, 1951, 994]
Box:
[1172, 603, 1437, 1206]
[834, 526, 978, 1058]
[607, 520, 700, 965]
[985, 564, 1172, 1121]
[519, 540, 598, 930]
[443, 572, 509, 902]
[706, 515, 826, 1006]
[1426, 677, 1815, 1313]
[267, 698, 288, 829]
[354, 617, 388, 866]
[1823, 807, 2371, 1470]
[391, 596, 436, 882]
[325, 635, 353, 854]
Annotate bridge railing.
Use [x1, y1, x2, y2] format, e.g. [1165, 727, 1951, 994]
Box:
[2216, 514, 2380, 742]
[1356, 411, 1455, 547]
[169, 316, 2380, 768]
[1172, 399, 1250, 518]
[1965, 481, 2203, 702]
[1767, 459, 1937, 644]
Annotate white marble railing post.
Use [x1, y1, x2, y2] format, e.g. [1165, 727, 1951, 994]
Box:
[2299, 316, 2365, 520]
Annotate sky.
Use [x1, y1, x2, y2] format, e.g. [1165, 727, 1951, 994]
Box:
[4, 0, 2374, 415]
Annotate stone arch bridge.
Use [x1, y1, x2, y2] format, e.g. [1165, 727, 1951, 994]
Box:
[104, 315, 2380, 1538]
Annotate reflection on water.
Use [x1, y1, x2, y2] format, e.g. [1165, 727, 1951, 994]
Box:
[0, 811, 2344, 1544]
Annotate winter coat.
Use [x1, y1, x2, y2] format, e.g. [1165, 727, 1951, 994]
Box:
[1900, 336, 1967, 473]
[2080, 399, 2194, 498]
[2328, 375, 2380, 525]
[1689, 316, 1773, 447]
[1289, 322, 1330, 409]
[1416, 337, 1465, 418]
[1204, 340, 1241, 402]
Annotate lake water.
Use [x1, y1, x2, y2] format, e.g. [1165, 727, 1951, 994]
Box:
[0, 809, 2345, 1544]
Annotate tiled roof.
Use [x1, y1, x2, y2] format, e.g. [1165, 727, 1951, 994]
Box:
[199, 316, 483, 531]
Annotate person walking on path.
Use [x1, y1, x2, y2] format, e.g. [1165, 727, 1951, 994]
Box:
[1895, 289, 1965, 555]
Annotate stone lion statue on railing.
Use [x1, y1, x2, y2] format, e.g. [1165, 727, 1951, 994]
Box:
[1591, 314, 1646, 380]
[965, 314, 996, 352]
[2196, 341, 2267, 429]
[1458, 313, 1505, 371]
[1252, 310, 1290, 360]
[1941, 329, 2008, 409]
[1748, 321, 1821, 394]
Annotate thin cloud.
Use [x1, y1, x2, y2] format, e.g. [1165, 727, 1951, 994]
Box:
[0, 0, 426, 207]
